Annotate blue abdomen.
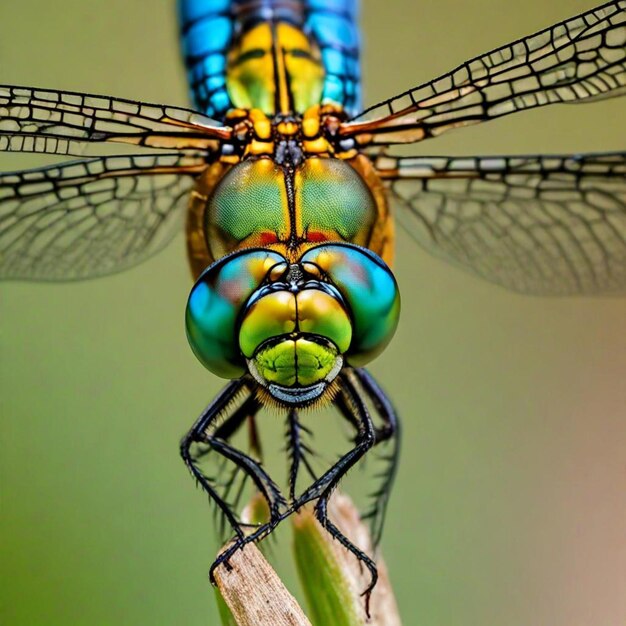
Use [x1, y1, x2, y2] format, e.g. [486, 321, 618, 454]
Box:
[307, 0, 361, 116]
[178, 0, 361, 120]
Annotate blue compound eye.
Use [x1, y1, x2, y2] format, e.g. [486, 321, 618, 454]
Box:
[301, 244, 401, 367]
[185, 249, 286, 378]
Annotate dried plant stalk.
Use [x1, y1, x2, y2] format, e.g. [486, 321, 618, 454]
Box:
[214, 542, 311, 626]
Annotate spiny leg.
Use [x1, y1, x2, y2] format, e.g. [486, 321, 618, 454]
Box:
[191, 393, 261, 538]
[186, 372, 397, 602]
[314, 496, 379, 617]
[217, 397, 269, 538]
[211, 374, 379, 595]
[211, 405, 332, 579]
[205, 437, 287, 521]
[193, 394, 263, 531]
[204, 439, 288, 579]
[292, 369, 378, 615]
[191, 393, 261, 473]
[295, 375, 375, 505]
[353, 368, 401, 547]
[285, 409, 318, 502]
[180, 380, 249, 540]
[180, 378, 287, 563]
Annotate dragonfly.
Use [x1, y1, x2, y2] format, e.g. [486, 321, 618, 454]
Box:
[1, 0, 625, 612]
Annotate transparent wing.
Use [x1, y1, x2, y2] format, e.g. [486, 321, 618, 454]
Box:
[0, 153, 206, 281]
[339, 1, 625, 147]
[377, 152, 626, 295]
[0, 85, 231, 156]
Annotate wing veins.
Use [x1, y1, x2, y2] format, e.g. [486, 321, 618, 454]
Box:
[339, 1, 625, 146]
[0, 153, 205, 281]
[380, 151, 626, 294]
[0, 84, 231, 156]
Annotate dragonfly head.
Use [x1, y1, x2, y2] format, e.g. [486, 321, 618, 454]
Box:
[185, 244, 400, 407]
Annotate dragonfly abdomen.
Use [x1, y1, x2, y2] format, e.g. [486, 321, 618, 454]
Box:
[179, 0, 361, 119]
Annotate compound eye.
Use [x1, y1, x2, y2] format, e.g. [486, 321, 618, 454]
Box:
[186, 249, 285, 378]
[301, 244, 400, 366]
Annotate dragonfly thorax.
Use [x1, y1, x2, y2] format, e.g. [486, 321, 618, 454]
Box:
[186, 145, 395, 278]
[219, 104, 355, 165]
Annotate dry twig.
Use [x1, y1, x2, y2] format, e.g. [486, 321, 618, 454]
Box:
[214, 543, 311, 626]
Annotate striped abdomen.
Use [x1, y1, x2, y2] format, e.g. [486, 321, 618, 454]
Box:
[178, 0, 361, 120]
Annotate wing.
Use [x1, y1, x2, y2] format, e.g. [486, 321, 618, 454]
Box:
[0, 85, 231, 157]
[376, 152, 626, 295]
[338, 1, 625, 147]
[0, 153, 206, 281]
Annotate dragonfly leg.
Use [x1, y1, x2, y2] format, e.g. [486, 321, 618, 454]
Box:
[314, 495, 378, 618]
[352, 368, 401, 547]
[208, 518, 279, 584]
[290, 369, 378, 613]
[294, 370, 376, 504]
[190, 393, 264, 540]
[285, 408, 318, 502]
[180, 379, 287, 546]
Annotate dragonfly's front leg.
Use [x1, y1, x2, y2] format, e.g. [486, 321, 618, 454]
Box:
[180, 378, 287, 554]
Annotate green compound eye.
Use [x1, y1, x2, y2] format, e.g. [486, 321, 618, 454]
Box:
[185, 249, 286, 378]
[301, 244, 401, 367]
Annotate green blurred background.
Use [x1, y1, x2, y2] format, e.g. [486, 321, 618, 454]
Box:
[1, 1, 625, 624]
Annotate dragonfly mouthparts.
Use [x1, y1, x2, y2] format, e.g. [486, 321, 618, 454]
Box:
[267, 381, 329, 405]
